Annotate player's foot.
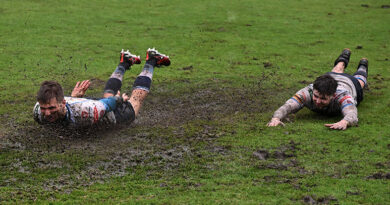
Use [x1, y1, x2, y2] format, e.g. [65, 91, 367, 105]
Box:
[146, 48, 170, 67]
[334, 48, 351, 68]
[119, 49, 141, 69]
[357, 58, 368, 74]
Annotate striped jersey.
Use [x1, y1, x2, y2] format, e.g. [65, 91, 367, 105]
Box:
[33, 97, 116, 127]
[272, 73, 359, 125]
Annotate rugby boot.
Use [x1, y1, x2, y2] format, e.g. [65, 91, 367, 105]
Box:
[334, 48, 351, 68]
[119, 49, 141, 70]
[357, 58, 368, 74]
[146, 48, 171, 67]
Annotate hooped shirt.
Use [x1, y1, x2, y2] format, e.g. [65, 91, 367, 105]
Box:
[272, 74, 359, 125]
[33, 97, 117, 127]
[290, 84, 356, 116]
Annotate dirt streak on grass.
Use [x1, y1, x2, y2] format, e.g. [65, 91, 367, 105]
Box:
[0, 82, 287, 201]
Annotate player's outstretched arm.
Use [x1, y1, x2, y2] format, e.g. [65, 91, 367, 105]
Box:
[267, 97, 304, 127]
[267, 86, 309, 128]
[71, 80, 90, 97]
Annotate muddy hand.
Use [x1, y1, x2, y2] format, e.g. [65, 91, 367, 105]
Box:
[122, 93, 130, 101]
[267, 117, 285, 127]
[325, 120, 348, 130]
[71, 80, 90, 97]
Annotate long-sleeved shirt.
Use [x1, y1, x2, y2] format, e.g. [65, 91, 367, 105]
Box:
[272, 73, 359, 125]
[33, 96, 118, 127]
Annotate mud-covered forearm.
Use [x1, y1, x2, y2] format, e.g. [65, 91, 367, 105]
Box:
[341, 105, 358, 126]
[272, 99, 302, 120]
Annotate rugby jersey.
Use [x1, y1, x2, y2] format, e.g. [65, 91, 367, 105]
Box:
[272, 74, 359, 125]
[33, 96, 117, 126]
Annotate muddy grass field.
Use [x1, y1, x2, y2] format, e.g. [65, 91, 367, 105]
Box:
[1, 0, 390, 204]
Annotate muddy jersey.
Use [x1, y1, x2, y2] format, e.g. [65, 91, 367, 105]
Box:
[33, 97, 117, 127]
[273, 74, 359, 125]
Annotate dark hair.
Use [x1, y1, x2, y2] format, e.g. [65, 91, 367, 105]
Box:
[313, 75, 338, 96]
[37, 81, 64, 103]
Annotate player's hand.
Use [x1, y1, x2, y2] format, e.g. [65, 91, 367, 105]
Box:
[267, 118, 285, 127]
[71, 80, 90, 97]
[324, 120, 348, 130]
[122, 93, 130, 101]
[115, 91, 130, 102]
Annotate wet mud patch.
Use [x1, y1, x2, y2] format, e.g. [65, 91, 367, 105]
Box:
[364, 73, 389, 96]
[252, 141, 314, 183]
[251, 140, 318, 194]
[251, 141, 320, 197]
[88, 78, 106, 90]
[303, 195, 338, 205]
[0, 83, 281, 197]
[366, 172, 390, 179]
[253, 140, 301, 171]
[1, 123, 221, 196]
[263, 61, 273, 68]
[135, 84, 279, 127]
[181, 65, 193, 70]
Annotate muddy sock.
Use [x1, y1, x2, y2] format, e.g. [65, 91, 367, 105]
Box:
[133, 62, 154, 92]
[353, 66, 368, 87]
[104, 65, 127, 94]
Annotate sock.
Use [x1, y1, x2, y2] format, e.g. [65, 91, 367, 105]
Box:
[103, 65, 127, 94]
[353, 66, 368, 87]
[133, 62, 154, 92]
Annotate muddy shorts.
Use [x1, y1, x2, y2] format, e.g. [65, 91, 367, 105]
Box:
[328, 72, 364, 106]
[113, 101, 136, 123]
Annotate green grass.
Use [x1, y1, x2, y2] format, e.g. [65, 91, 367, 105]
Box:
[1, 0, 390, 204]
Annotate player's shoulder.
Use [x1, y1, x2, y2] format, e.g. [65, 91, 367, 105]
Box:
[33, 102, 40, 114]
[65, 97, 103, 106]
[33, 102, 42, 122]
[296, 84, 313, 97]
[64, 96, 90, 104]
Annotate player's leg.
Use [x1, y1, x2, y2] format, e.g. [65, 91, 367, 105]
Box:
[103, 49, 141, 98]
[332, 48, 351, 73]
[129, 48, 170, 116]
[353, 58, 368, 88]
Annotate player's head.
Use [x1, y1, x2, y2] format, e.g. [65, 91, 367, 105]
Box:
[312, 74, 338, 108]
[37, 81, 66, 123]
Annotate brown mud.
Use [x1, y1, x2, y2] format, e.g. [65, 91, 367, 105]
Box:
[303, 195, 338, 205]
[366, 172, 390, 180]
[2, 71, 385, 200]
[252, 141, 339, 203]
[0, 82, 283, 197]
[253, 140, 300, 171]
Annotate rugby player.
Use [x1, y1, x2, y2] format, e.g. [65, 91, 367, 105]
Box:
[33, 48, 170, 127]
[267, 49, 368, 130]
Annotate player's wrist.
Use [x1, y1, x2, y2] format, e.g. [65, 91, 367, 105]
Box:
[340, 119, 349, 126]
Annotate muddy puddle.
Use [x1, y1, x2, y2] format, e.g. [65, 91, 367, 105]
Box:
[1, 83, 282, 195]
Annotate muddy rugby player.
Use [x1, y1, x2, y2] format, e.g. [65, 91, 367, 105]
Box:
[33, 48, 170, 127]
[267, 49, 369, 130]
